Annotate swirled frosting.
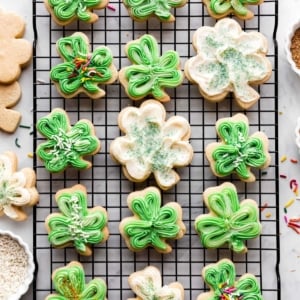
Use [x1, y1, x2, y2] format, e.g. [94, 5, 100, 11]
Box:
[46, 261, 107, 300]
[120, 187, 185, 253]
[204, 0, 263, 19]
[36, 108, 100, 173]
[195, 182, 261, 253]
[128, 266, 184, 300]
[205, 113, 270, 182]
[123, 0, 186, 21]
[45, 184, 108, 255]
[50, 32, 117, 99]
[119, 34, 184, 102]
[0, 152, 38, 221]
[110, 100, 193, 190]
[185, 18, 271, 109]
[197, 259, 263, 300]
[45, 0, 108, 25]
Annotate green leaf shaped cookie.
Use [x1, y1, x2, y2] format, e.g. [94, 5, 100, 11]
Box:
[120, 187, 186, 253]
[197, 259, 263, 300]
[119, 34, 184, 102]
[45, 184, 109, 256]
[44, 0, 109, 26]
[123, 0, 187, 22]
[46, 261, 107, 300]
[36, 108, 101, 173]
[203, 0, 264, 20]
[195, 182, 261, 253]
[205, 113, 271, 182]
[50, 32, 118, 99]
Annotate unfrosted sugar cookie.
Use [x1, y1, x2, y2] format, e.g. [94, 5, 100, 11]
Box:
[203, 0, 264, 20]
[36, 108, 101, 173]
[119, 34, 184, 102]
[185, 18, 272, 109]
[0, 82, 22, 133]
[110, 100, 193, 190]
[119, 186, 186, 254]
[128, 266, 184, 300]
[195, 182, 261, 253]
[45, 184, 109, 256]
[46, 261, 107, 300]
[44, 0, 109, 26]
[50, 32, 118, 99]
[0, 151, 39, 221]
[122, 0, 187, 22]
[0, 9, 32, 84]
[197, 259, 263, 300]
[205, 113, 271, 182]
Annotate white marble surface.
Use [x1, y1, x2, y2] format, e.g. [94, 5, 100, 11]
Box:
[0, 0, 299, 299]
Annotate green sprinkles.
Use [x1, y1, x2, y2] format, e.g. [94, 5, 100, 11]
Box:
[15, 138, 21, 148]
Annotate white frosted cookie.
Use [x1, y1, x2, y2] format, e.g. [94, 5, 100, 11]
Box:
[110, 100, 193, 190]
[185, 18, 272, 109]
[128, 266, 184, 300]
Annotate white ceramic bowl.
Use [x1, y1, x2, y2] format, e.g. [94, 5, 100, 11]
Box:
[0, 230, 35, 300]
[286, 19, 300, 76]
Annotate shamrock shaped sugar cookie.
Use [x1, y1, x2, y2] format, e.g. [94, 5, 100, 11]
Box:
[45, 184, 109, 256]
[128, 266, 184, 300]
[120, 187, 186, 253]
[36, 108, 101, 173]
[110, 100, 193, 190]
[46, 261, 107, 300]
[205, 113, 271, 182]
[195, 182, 261, 253]
[0, 151, 39, 221]
[123, 0, 187, 22]
[119, 34, 184, 102]
[0, 9, 32, 84]
[50, 32, 118, 99]
[0, 82, 21, 133]
[185, 18, 272, 109]
[44, 0, 109, 26]
[197, 259, 263, 300]
[203, 0, 264, 20]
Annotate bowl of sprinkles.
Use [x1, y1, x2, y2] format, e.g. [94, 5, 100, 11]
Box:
[286, 19, 300, 76]
[0, 230, 35, 300]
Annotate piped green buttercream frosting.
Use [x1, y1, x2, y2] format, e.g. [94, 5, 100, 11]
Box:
[36, 108, 100, 173]
[120, 34, 184, 101]
[120, 187, 185, 253]
[195, 182, 261, 253]
[198, 259, 263, 300]
[50, 32, 117, 98]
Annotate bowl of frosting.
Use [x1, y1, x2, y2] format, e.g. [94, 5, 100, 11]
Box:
[0, 230, 35, 300]
[286, 19, 300, 76]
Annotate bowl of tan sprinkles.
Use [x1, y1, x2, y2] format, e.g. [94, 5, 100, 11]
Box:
[0, 230, 35, 300]
[286, 19, 300, 76]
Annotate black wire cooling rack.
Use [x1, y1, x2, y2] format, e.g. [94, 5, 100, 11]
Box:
[32, 0, 280, 299]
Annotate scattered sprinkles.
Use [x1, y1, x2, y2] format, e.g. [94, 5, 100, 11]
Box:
[290, 158, 298, 164]
[280, 174, 287, 179]
[284, 198, 295, 209]
[284, 215, 288, 224]
[280, 155, 287, 162]
[288, 217, 300, 234]
[15, 138, 21, 148]
[107, 3, 116, 11]
[19, 124, 31, 129]
[265, 212, 272, 218]
[27, 152, 34, 158]
[260, 203, 269, 211]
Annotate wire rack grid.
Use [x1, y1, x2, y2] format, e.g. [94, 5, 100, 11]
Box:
[32, 0, 280, 299]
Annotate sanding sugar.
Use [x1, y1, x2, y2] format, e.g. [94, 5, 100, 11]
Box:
[0, 234, 29, 299]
